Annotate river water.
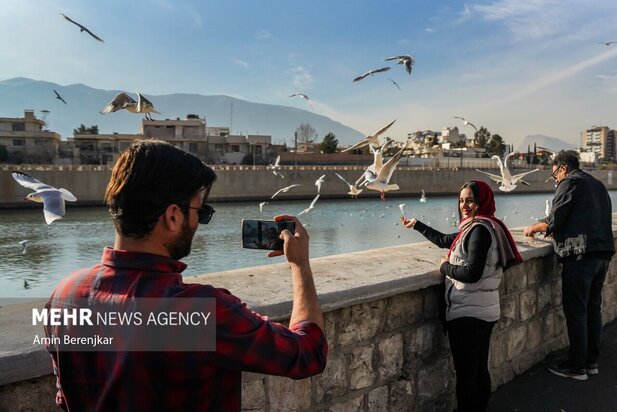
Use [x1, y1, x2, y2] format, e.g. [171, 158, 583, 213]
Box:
[2, 192, 616, 298]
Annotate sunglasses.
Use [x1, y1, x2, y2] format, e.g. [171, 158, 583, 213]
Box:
[546, 164, 564, 182]
[186, 203, 215, 225]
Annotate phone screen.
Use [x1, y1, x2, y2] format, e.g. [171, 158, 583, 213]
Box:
[241, 219, 295, 250]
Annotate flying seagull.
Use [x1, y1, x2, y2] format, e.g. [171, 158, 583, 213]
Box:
[289, 93, 313, 109]
[100, 92, 160, 120]
[453, 116, 479, 133]
[334, 173, 364, 198]
[599, 41, 617, 46]
[259, 202, 268, 213]
[364, 146, 406, 200]
[315, 174, 326, 194]
[59, 13, 104, 43]
[271, 184, 301, 199]
[385, 55, 415, 75]
[475, 152, 540, 192]
[266, 155, 284, 178]
[19, 240, 29, 254]
[298, 194, 320, 215]
[342, 119, 396, 152]
[420, 189, 427, 203]
[11, 172, 77, 224]
[53, 89, 67, 105]
[353, 67, 391, 82]
[398, 203, 406, 217]
[387, 78, 401, 90]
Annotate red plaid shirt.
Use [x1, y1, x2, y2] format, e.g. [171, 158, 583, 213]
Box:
[45, 248, 327, 411]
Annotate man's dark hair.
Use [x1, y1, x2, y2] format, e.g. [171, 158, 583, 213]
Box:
[104, 139, 217, 238]
[552, 150, 579, 171]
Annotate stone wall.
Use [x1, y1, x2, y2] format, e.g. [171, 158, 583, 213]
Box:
[1, 228, 617, 411]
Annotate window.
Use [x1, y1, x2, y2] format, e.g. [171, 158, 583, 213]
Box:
[13, 139, 25, 146]
[189, 143, 198, 153]
[254, 145, 262, 156]
[231, 144, 240, 152]
[12, 123, 25, 132]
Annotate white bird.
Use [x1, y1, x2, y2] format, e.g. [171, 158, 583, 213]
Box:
[266, 155, 284, 178]
[453, 116, 479, 133]
[420, 189, 427, 203]
[545, 199, 551, 218]
[475, 152, 540, 192]
[19, 240, 29, 254]
[385, 54, 415, 75]
[60, 13, 104, 42]
[100, 92, 160, 120]
[364, 146, 406, 199]
[342, 119, 397, 153]
[259, 202, 268, 213]
[387, 78, 401, 90]
[315, 174, 326, 194]
[398, 203, 406, 216]
[363, 139, 395, 183]
[334, 173, 364, 198]
[353, 66, 391, 82]
[271, 184, 301, 199]
[298, 194, 320, 215]
[289, 93, 313, 109]
[11, 172, 77, 224]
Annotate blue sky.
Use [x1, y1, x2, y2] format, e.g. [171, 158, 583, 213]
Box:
[2, 0, 617, 148]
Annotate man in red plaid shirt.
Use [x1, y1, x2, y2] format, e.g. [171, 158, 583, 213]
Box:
[44, 139, 328, 411]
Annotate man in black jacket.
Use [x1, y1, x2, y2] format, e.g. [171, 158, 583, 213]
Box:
[524, 150, 614, 381]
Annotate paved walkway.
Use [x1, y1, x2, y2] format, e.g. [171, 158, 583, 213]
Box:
[489, 319, 617, 412]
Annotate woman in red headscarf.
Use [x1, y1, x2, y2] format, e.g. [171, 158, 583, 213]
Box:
[402, 180, 522, 412]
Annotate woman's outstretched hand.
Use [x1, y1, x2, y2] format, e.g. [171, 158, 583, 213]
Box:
[400, 216, 417, 229]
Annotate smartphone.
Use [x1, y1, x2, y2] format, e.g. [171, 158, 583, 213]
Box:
[241, 219, 295, 250]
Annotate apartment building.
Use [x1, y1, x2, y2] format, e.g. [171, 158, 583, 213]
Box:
[583, 126, 616, 161]
[0, 110, 60, 163]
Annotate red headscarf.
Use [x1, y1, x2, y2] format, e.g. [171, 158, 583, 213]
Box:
[448, 180, 523, 269]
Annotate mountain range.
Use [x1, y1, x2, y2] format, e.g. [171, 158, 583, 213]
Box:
[0, 77, 363, 145]
[517, 134, 576, 153]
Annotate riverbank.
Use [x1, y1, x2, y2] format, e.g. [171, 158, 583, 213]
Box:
[3, 164, 609, 207]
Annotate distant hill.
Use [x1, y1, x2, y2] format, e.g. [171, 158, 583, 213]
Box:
[517, 134, 576, 153]
[0, 77, 364, 145]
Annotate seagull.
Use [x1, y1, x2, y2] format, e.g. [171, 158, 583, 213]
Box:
[599, 41, 617, 46]
[342, 119, 396, 152]
[271, 184, 301, 199]
[398, 203, 406, 216]
[364, 146, 406, 200]
[387, 78, 401, 90]
[100, 92, 160, 120]
[334, 173, 364, 198]
[353, 67, 391, 82]
[453, 116, 479, 133]
[53, 89, 67, 105]
[11, 172, 77, 224]
[385, 55, 415, 75]
[59, 13, 104, 42]
[266, 155, 284, 178]
[475, 152, 540, 192]
[298, 194, 320, 215]
[315, 174, 326, 194]
[24, 279, 31, 289]
[289, 93, 313, 109]
[19, 240, 29, 254]
[420, 189, 427, 203]
[259, 202, 268, 213]
[545, 199, 551, 218]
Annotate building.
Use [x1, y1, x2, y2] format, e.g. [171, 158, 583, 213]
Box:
[440, 126, 465, 145]
[0, 110, 60, 163]
[68, 133, 140, 165]
[583, 126, 615, 161]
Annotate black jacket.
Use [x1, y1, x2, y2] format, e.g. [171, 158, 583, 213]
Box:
[546, 169, 615, 260]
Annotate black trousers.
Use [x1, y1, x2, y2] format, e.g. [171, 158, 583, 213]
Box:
[561, 257, 609, 368]
[447, 317, 495, 412]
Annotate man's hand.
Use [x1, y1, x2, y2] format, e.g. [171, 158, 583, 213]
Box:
[524, 222, 548, 237]
[267, 215, 309, 268]
[401, 216, 417, 228]
[523, 225, 536, 237]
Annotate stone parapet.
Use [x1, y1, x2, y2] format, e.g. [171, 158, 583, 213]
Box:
[1, 217, 617, 411]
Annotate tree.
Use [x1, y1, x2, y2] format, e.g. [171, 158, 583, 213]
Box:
[296, 122, 317, 152]
[319, 132, 338, 153]
[474, 127, 490, 149]
[486, 134, 506, 157]
[73, 124, 99, 135]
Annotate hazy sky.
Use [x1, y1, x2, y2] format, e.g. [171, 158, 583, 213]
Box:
[2, 0, 617, 147]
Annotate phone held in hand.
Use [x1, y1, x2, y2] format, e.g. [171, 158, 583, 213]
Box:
[241, 219, 296, 250]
